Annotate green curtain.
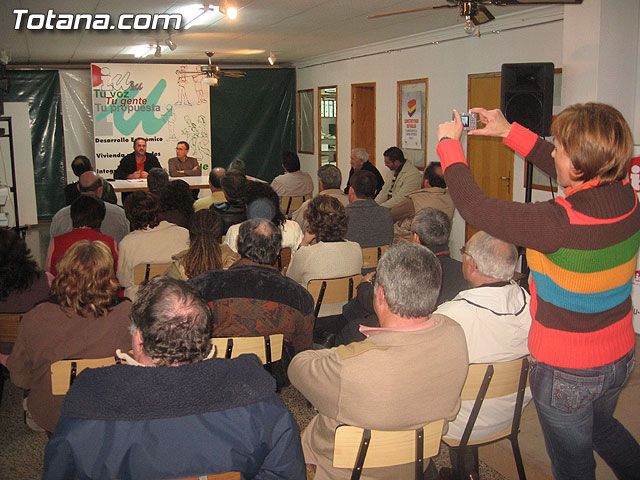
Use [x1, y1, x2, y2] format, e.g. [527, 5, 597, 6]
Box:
[210, 68, 296, 182]
[6, 70, 65, 219]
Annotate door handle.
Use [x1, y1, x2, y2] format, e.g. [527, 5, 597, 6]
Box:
[499, 175, 511, 193]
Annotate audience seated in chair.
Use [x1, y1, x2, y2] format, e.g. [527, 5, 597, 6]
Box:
[51, 171, 130, 244]
[434, 231, 532, 479]
[190, 219, 315, 388]
[164, 209, 239, 281]
[46, 195, 118, 276]
[64, 155, 117, 206]
[343, 147, 385, 198]
[42, 277, 305, 480]
[6, 241, 131, 434]
[117, 191, 189, 300]
[345, 169, 394, 249]
[158, 179, 195, 229]
[337, 207, 465, 346]
[194, 167, 227, 211]
[210, 171, 248, 235]
[390, 162, 455, 244]
[224, 182, 303, 253]
[271, 151, 314, 197]
[287, 195, 362, 319]
[288, 243, 469, 480]
[292, 164, 348, 233]
[0, 229, 51, 315]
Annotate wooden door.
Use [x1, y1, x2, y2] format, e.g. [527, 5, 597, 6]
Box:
[351, 83, 376, 164]
[465, 74, 514, 242]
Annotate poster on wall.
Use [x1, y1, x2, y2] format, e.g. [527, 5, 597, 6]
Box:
[90, 63, 211, 176]
[401, 92, 422, 150]
[629, 155, 640, 334]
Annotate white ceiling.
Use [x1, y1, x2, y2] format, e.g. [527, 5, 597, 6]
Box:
[0, 1, 557, 67]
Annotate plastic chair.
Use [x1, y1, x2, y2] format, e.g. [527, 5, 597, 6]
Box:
[307, 274, 363, 319]
[280, 195, 308, 218]
[211, 334, 284, 373]
[51, 355, 127, 395]
[333, 419, 445, 480]
[361, 245, 389, 270]
[442, 356, 530, 480]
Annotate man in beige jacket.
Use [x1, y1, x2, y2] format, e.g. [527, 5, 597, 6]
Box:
[289, 243, 469, 479]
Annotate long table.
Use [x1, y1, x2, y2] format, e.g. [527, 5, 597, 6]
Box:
[110, 174, 266, 193]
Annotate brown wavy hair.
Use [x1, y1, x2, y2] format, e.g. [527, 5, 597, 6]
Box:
[181, 209, 224, 278]
[304, 195, 348, 242]
[50, 240, 119, 317]
[551, 103, 633, 184]
[125, 191, 160, 231]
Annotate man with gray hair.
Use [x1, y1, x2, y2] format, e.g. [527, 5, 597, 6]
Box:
[343, 147, 384, 197]
[190, 219, 314, 385]
[43, 276, 305, 479]
[289, 243, 469, 480]
[292, 164, 348, 233]
[435, 231, 532, 480]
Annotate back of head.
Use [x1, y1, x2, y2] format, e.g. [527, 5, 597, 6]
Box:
[350, 170, 377, 199]
[71, 195, 106, 230]
[383, 146, 405, 164]
[317, 164, 342, 190]
[245, 182, 285, 226]
[209, 168, 224, 189]
[182, 209, 224, 278]
[237, 219, 282, 266]
[424, 162, 446, 188]
[51, 240, 119, 317]
[411, 208, 451, 247]
[227, 158, 247, 176]
[376, 243, 442, 318]
[0, 228, 40, 300]
[467, 231, 518, 281]
[147, 168, 169, 197]
[281, 151, 300, 173]
[78, 171, 102, 195]
[160, 179, 195, 218]
[304, 195, 347, 242]
[125, 191, 160, 231]
[71, 155, 92, 178]
[130, 276, 212, 366]
[551, 102, 633, 184]
[220, 171, 248, 203]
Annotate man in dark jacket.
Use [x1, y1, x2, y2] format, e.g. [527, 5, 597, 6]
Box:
[43, 277, 305, 480]
[113, 137, 161, 180]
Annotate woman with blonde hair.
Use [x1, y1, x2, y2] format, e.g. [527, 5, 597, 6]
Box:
[7, 240, 132, 434]
[165, 209, 239, 281]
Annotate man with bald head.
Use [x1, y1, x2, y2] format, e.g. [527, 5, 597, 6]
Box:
[51, 171, 130, 243]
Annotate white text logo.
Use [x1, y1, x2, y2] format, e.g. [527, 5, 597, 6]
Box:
[13, 9, 182, 30]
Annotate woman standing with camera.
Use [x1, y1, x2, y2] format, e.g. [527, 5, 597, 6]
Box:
[436, 103, 640, 479]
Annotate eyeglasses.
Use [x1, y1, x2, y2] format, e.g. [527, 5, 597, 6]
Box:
[460, 246, 473, 260]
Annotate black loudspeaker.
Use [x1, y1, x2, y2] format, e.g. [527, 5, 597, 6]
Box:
[501, 63, 554, 137]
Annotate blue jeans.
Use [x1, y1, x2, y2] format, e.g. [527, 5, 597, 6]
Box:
[529, 348, 640, 480]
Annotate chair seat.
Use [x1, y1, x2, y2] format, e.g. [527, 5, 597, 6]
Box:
[443, 426, 514, 447]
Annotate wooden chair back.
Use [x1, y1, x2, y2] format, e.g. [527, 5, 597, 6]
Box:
[361, 245, 389, 270]
[333, 419, 444, 480]
[133, 263, 171, 284]
[280, 195, 307, 218]
[307, 274, 363, 319]
[0, 313, 22, 343]
[180, 473, 240, 480]
[211, 334, 284, 365]
[442, 356, 530, 480]
[277, 247, 292, 273]
[51, 356, 126, 395]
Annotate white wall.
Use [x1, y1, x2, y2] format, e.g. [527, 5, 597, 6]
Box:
[295, 10, 564, 258]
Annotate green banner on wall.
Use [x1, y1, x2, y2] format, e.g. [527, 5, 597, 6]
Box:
[6, 70, 65, 220]
[210, 68, 296, 183]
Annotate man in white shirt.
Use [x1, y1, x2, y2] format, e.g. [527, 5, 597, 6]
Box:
[435, 231, 532, 479]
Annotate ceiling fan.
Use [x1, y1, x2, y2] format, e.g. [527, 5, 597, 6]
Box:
[199, 51, 245, 85]
[368, 0, 583, 32]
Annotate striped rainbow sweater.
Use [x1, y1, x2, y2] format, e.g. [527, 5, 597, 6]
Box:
[437, 123, 640, 368]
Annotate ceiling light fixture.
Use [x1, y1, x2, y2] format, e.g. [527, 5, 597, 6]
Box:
[133, 44, 155, 58]
[165, 37, 177, 51]
[184, 4, 216, 30]
[463, 16, 476, 35]
[202, 76, 219, 86]
[220, 6, 238, 19]
[268, 51, 276, 65]
[154, 44, 162, 57]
